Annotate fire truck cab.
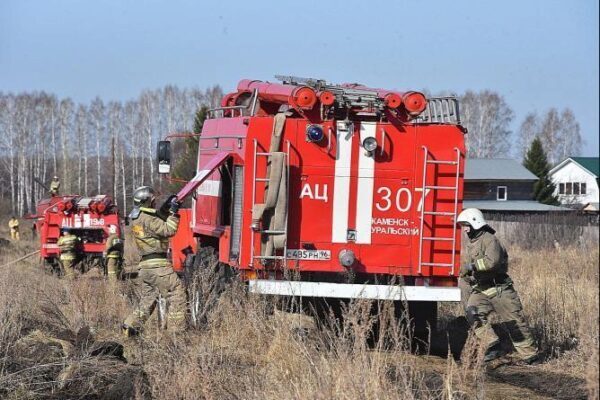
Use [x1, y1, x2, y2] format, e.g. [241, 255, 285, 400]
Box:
[160, 76, 466, 313]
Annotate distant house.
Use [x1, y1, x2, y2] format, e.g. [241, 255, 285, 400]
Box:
[463, 158, 567, 213]
[549, 157, 599, 211]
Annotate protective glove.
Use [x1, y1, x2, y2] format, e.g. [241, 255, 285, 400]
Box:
[459, 263, 475, 277]
[169, 198, 181, 215]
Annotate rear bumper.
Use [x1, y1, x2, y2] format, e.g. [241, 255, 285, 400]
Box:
[248, 280, 460, 302]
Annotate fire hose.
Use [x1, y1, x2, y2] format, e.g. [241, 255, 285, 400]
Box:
[252, 112, 289, 257]
[0, 250, 41, 269]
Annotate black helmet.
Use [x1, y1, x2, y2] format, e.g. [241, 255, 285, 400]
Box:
[133, 186, 156, 208]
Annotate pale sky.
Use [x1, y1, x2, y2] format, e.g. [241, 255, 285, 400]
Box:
[1, 0, 598, 156]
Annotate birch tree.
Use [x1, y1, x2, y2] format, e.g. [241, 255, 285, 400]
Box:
[460, 90, 514, 158]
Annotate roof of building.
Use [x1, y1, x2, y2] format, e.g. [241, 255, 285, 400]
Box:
[549, 157, 599, 177]
[569, 157, 599, 177]
[463, 200, 570, 212]
[465, 159, 538, 181]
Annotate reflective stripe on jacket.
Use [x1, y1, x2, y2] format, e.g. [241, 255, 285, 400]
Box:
[58, 234, 81, 253]
[105, 233, 123, 257]
[465, 230, 509, 289]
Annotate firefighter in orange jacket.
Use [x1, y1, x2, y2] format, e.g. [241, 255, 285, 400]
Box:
[122, 186, 186, 335]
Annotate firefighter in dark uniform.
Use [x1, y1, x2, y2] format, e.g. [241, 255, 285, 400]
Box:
[457, 208, 539, 364]
[57, 227, 81, 279]
[104, 225, 123, 281]
[122, 186, 186, 335]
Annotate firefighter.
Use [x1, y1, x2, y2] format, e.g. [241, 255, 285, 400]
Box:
[122, 186, 186, 336]
[57, 227, 81, 279]
[50, 176, 60, 196]
[8, 217, 20, 241]
[104, 225, 123, 281]
[457, 208, 539, 365]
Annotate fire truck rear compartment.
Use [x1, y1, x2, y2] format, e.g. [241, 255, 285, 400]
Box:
[176, 79, 465, 303]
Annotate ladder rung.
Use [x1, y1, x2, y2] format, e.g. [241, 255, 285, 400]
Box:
[425, 185, 456, 190]
[422, 237, 454, 241]
[260, 230, 286, 234]
[426, 160, 457, 165]
[253, 255, 286, 260]
[256, 152, 272, 156]
[421, 262, 454, 267]
[423, 211, 455, 216]
[255, 178, 270, 182]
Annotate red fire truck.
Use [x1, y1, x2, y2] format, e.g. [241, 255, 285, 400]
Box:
[159, 76, 466, 325]
[34, 194, 123, 274]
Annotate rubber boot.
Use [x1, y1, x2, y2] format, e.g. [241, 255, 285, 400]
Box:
[484, 342, 505, 362]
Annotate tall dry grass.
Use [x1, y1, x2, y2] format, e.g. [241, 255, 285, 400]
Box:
[0, 221, 598, 399]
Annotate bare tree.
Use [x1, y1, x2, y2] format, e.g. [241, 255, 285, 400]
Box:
[460, 90, 514, 158]
[58, 98, 74, 194]
[555, 108, 582, 163]
[89, 98, 105, 194]
[517, 112, 540, 160]
[517, 108, 583, 165]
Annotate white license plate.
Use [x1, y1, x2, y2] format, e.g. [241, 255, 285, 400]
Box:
[286, 249, 331, 260]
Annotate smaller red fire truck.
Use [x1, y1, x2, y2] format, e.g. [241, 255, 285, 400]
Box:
[33, 194, 123, 274]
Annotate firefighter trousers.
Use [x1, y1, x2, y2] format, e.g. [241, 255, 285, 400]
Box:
[10, 228, 19, 241]
[465, 284, 537, 360]
[106, 256, 121, 281]
[60, 254, 77, 279]
[124, 259, 187, 332]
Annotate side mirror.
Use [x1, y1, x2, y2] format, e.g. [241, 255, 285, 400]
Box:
[157, 141, 171, 174]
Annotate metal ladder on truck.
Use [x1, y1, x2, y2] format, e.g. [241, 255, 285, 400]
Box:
[249, 139, 291, 267]
[417, 146, 462, 276]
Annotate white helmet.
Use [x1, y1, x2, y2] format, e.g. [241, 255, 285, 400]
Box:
[108, 225, 117, 234]
[457, 208, 487, 230]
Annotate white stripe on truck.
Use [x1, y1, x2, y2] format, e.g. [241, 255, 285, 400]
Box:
[355, 122, 376, 244]
[331, 121, 353, 243]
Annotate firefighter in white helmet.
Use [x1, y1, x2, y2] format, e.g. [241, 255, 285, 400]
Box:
[104, 225, 123, 281]
[457, 208, 539, 365]
[122, 186, 186, 335]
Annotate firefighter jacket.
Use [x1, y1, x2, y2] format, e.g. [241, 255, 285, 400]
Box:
[464, 229, 510, 290]
[8, 218, 19, 231]
[58, 233, 81, 258]
[131, 207, 179, 258]
[50, 179, 60, 194]
[105, 234, 123, 259]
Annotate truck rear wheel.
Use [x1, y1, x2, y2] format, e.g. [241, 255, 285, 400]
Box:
[406, 301, 438, 351]
[186, 245, 233, 328]
[41, 257, 61, 276]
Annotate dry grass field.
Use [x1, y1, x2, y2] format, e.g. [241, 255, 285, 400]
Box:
[0, 219, 597, 400]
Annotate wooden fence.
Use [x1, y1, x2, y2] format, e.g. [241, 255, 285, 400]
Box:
[482, 212, 599, 249]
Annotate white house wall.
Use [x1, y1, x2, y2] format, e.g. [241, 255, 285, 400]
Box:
[551, 161, 599, 204]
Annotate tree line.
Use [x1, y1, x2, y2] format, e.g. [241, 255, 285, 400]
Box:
[0, 85, 582, 216]
[0, 85, 223, 216]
